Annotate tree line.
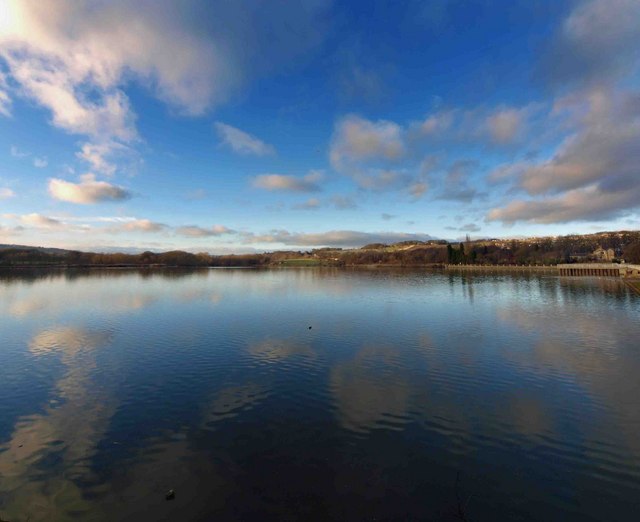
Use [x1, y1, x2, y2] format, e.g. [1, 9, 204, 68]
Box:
[1, 231, 639, 267]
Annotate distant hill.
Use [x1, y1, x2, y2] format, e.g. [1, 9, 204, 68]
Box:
[1, 230, 639, 266]
[0, 244, 73, 255]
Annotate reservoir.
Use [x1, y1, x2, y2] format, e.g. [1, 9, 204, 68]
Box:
[1, 268, 639, 521]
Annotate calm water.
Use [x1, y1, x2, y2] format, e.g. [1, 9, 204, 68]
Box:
[1, 268, 639, 521]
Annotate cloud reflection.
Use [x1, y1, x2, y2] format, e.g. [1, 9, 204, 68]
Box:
[330, 346, 410, 434]
[248, 338, 314, 365]
[202, 383, 270, 427]
[0, 326, 114, 521]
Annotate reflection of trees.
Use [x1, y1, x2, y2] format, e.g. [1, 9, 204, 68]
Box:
[0, 268, 63, 285]
[0, 327, 114, 521]
[0, 267, 211, 286]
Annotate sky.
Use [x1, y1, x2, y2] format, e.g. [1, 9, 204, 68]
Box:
[0, 0, 639, 253]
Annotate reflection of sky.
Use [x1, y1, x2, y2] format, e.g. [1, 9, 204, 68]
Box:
[330, 345, 410, 434]
[0, 326, 114, 521]
[0, 269, 639, 520]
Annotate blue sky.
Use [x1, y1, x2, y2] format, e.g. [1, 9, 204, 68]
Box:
[1, 0, 639, 252]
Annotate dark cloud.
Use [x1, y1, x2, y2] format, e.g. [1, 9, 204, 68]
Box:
[331, 195, 357, 210]
[538, 0, 640, 87]
[437, 159, 481, 202]
[459, 223, 481, 233]
[488, 87, 640, 224]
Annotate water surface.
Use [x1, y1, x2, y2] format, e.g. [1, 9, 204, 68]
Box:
[1, 268, 639, 521]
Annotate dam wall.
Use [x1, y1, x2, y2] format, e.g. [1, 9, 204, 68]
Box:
[558, 263, 640, 277]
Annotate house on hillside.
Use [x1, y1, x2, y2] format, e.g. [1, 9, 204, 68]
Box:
[593, 246, 615, 261]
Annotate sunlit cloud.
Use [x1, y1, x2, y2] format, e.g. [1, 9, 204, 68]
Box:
[486, 107, 526, 144]
[75, 142, 133, 176]
[487, 184, 640, 224]
[48, 174, 131, 204]
[3, 212, 63, 229]
[0, 0, 329, 190]
[488, 87, 640, 223]
[176, 225, 235, 237]
[118, 219, 167, 233]
[330, 114, 405, 171]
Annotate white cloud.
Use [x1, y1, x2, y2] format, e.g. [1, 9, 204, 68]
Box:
[0, 71, 10, 116]
[0, 1, 324, 181]
[119, 219, 167, 233]
[0, 0, 329, 155]
[76, 142, 129, 176]
[0, 187, 15, 199]
[253, 171, 323, 193]
[7, 213, 63, 229]
[330, 115, 405, 171]
[52, 215, 137, 224]
[421, 110, 454, 135]
[176, 225, 235, 237]
[0, 1, 227, 141]
[214, 122, 275, 156]
[10, 145, 29, 158]
[33, 156, 47, 168]
[48, 174, 131, 204]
